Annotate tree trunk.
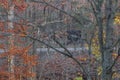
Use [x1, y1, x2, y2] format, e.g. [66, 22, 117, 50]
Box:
[102, 50, 113, 80]
[8, 3, 15, 80]
[101, 1, 115, 80]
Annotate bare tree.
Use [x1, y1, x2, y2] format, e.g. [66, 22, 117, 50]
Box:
[87, 0, 120, 80]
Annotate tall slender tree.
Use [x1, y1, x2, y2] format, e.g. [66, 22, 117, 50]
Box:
[0, 0, 37, 80]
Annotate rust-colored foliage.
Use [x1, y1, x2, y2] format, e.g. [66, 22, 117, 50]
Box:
[0, 0, 27, 11]
[0, 0, 37, 80]
[0, 0, 8, 8]
[0, 45, 37, 80]
[0, 21, 4, 31]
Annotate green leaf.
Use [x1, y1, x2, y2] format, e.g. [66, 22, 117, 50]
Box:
[74, 77, 83, 80]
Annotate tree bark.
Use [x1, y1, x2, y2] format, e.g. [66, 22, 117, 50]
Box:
[87, 0, 116, 80]
[101, 1, 115, 80]
[8, 3, 15, 80]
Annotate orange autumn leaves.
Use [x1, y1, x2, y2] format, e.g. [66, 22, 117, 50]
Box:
[0, 0, 27, 11]
[0, 21, 28, 37]
[0, 0, 37, 79]
[0, 0, 8, 8]
[0, 45, 38, 80]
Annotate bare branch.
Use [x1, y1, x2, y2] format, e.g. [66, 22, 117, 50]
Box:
[41, 20, 64, 26]
[27, 35, 72, 57]
[108, 55, 119, 72]
[26, 35, 88, 77]
[52, 34, 73, 57]
[32, 0, 83, 25]
[107, 37, 120, 50]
